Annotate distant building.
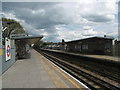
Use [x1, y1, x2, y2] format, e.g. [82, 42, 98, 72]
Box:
[113, 40, 120, 57]
[43, 42, 65, 50]
[114, 40, 120, 45]
[65, 36, 114, 55]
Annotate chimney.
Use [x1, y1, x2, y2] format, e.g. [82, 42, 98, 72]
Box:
[104, 35, 106, 37]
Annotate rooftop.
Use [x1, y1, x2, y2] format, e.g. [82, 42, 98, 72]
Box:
[11, 35, 43, 44]
[66, 36, 114, 43]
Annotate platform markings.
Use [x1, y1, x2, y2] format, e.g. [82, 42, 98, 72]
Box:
[50, 61, 81, 89]
[0, 48, 2, 56]
[40, 55, 69, 88]
[44, 58, 69, 88]
[40, 56, 67, 88]
[41, 52, 89, 89]
[43, 53, 90, 89]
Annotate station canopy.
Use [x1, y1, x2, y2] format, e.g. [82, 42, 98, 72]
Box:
[11, 35, 43, 44]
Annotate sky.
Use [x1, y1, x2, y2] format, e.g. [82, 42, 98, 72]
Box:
[1, 0, 119, 42]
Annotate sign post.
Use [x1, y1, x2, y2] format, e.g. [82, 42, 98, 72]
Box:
[5, 38, 11, 61]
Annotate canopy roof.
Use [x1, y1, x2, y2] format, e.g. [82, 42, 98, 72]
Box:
[11, 35, 43, 44]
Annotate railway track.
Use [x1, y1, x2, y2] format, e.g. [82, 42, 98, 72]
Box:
[51, 52, 120, 83]
[40, 49, 120, 83]
[36, 49, 120, 90]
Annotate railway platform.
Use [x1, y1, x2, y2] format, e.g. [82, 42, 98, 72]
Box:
[1, 49, 88, 89]
[44, 49, 119, 62]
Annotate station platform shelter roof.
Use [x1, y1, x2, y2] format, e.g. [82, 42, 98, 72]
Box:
[11, 35, 43, 44]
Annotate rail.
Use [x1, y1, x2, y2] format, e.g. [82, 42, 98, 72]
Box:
[35, 49, 120, 90]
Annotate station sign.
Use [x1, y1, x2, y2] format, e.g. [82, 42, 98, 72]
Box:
[5, 38, 11, 61]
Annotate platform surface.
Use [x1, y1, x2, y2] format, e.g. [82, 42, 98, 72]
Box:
[2, 49, 88, 89]
[45, 49, 119, 62]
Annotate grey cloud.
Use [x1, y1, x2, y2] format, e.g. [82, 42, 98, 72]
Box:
[82, 14, 114, 22]
[2, 2, 63, 42]
[118, 1, 120, 22]
[2, 2, 57, 11]
[2, 2, 117, 42]
[8, 3, 66, 28]
[118, 12, 120, 23]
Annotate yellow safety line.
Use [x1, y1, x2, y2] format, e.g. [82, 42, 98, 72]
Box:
[0, 49, 2, 56]
[44, 52, 82, 89]
[41, 59, 67, 88]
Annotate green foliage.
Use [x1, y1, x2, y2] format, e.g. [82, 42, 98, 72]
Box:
[1, 18, 26, 45]
[2, 17, 26, 37]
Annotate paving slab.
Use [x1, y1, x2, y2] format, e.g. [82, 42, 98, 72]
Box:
[2, 49, 56, 88]
[2, 49, 88, 89]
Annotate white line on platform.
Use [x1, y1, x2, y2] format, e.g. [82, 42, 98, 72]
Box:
[45, 57, 90, 89]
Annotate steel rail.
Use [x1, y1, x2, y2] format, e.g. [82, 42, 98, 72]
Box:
[37, 49, 120, 90]
[40, 49, 120, 83]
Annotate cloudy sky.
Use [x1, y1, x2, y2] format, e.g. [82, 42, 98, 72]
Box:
[1, 0, 119, 42]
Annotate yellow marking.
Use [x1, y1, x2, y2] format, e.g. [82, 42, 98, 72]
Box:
[40, 56, 67, 88]
[0, 49, 2, 56]
[44, 52, 82, 89]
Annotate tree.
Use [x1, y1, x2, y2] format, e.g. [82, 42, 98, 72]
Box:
[2, 18, 26, 38]
[1, 18, 26, 45]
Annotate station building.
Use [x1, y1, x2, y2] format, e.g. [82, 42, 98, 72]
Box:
[65, 36, 114, 55]
[113, 40, 120, 57]
[43, 42, 65, 50]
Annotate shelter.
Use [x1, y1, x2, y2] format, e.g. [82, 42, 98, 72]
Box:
[11, 35, 43, 58]
[66, 36, 114, 55]
[11, 35, 43, 44]
[1, 34, 43, 75]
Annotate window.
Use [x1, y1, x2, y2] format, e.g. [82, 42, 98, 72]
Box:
[75, 45, 81, 49]
[82, 45, 88, 50]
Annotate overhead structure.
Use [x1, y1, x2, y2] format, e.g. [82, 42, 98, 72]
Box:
[11, 35, 43, 45]
[10, 35, 43, 59]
